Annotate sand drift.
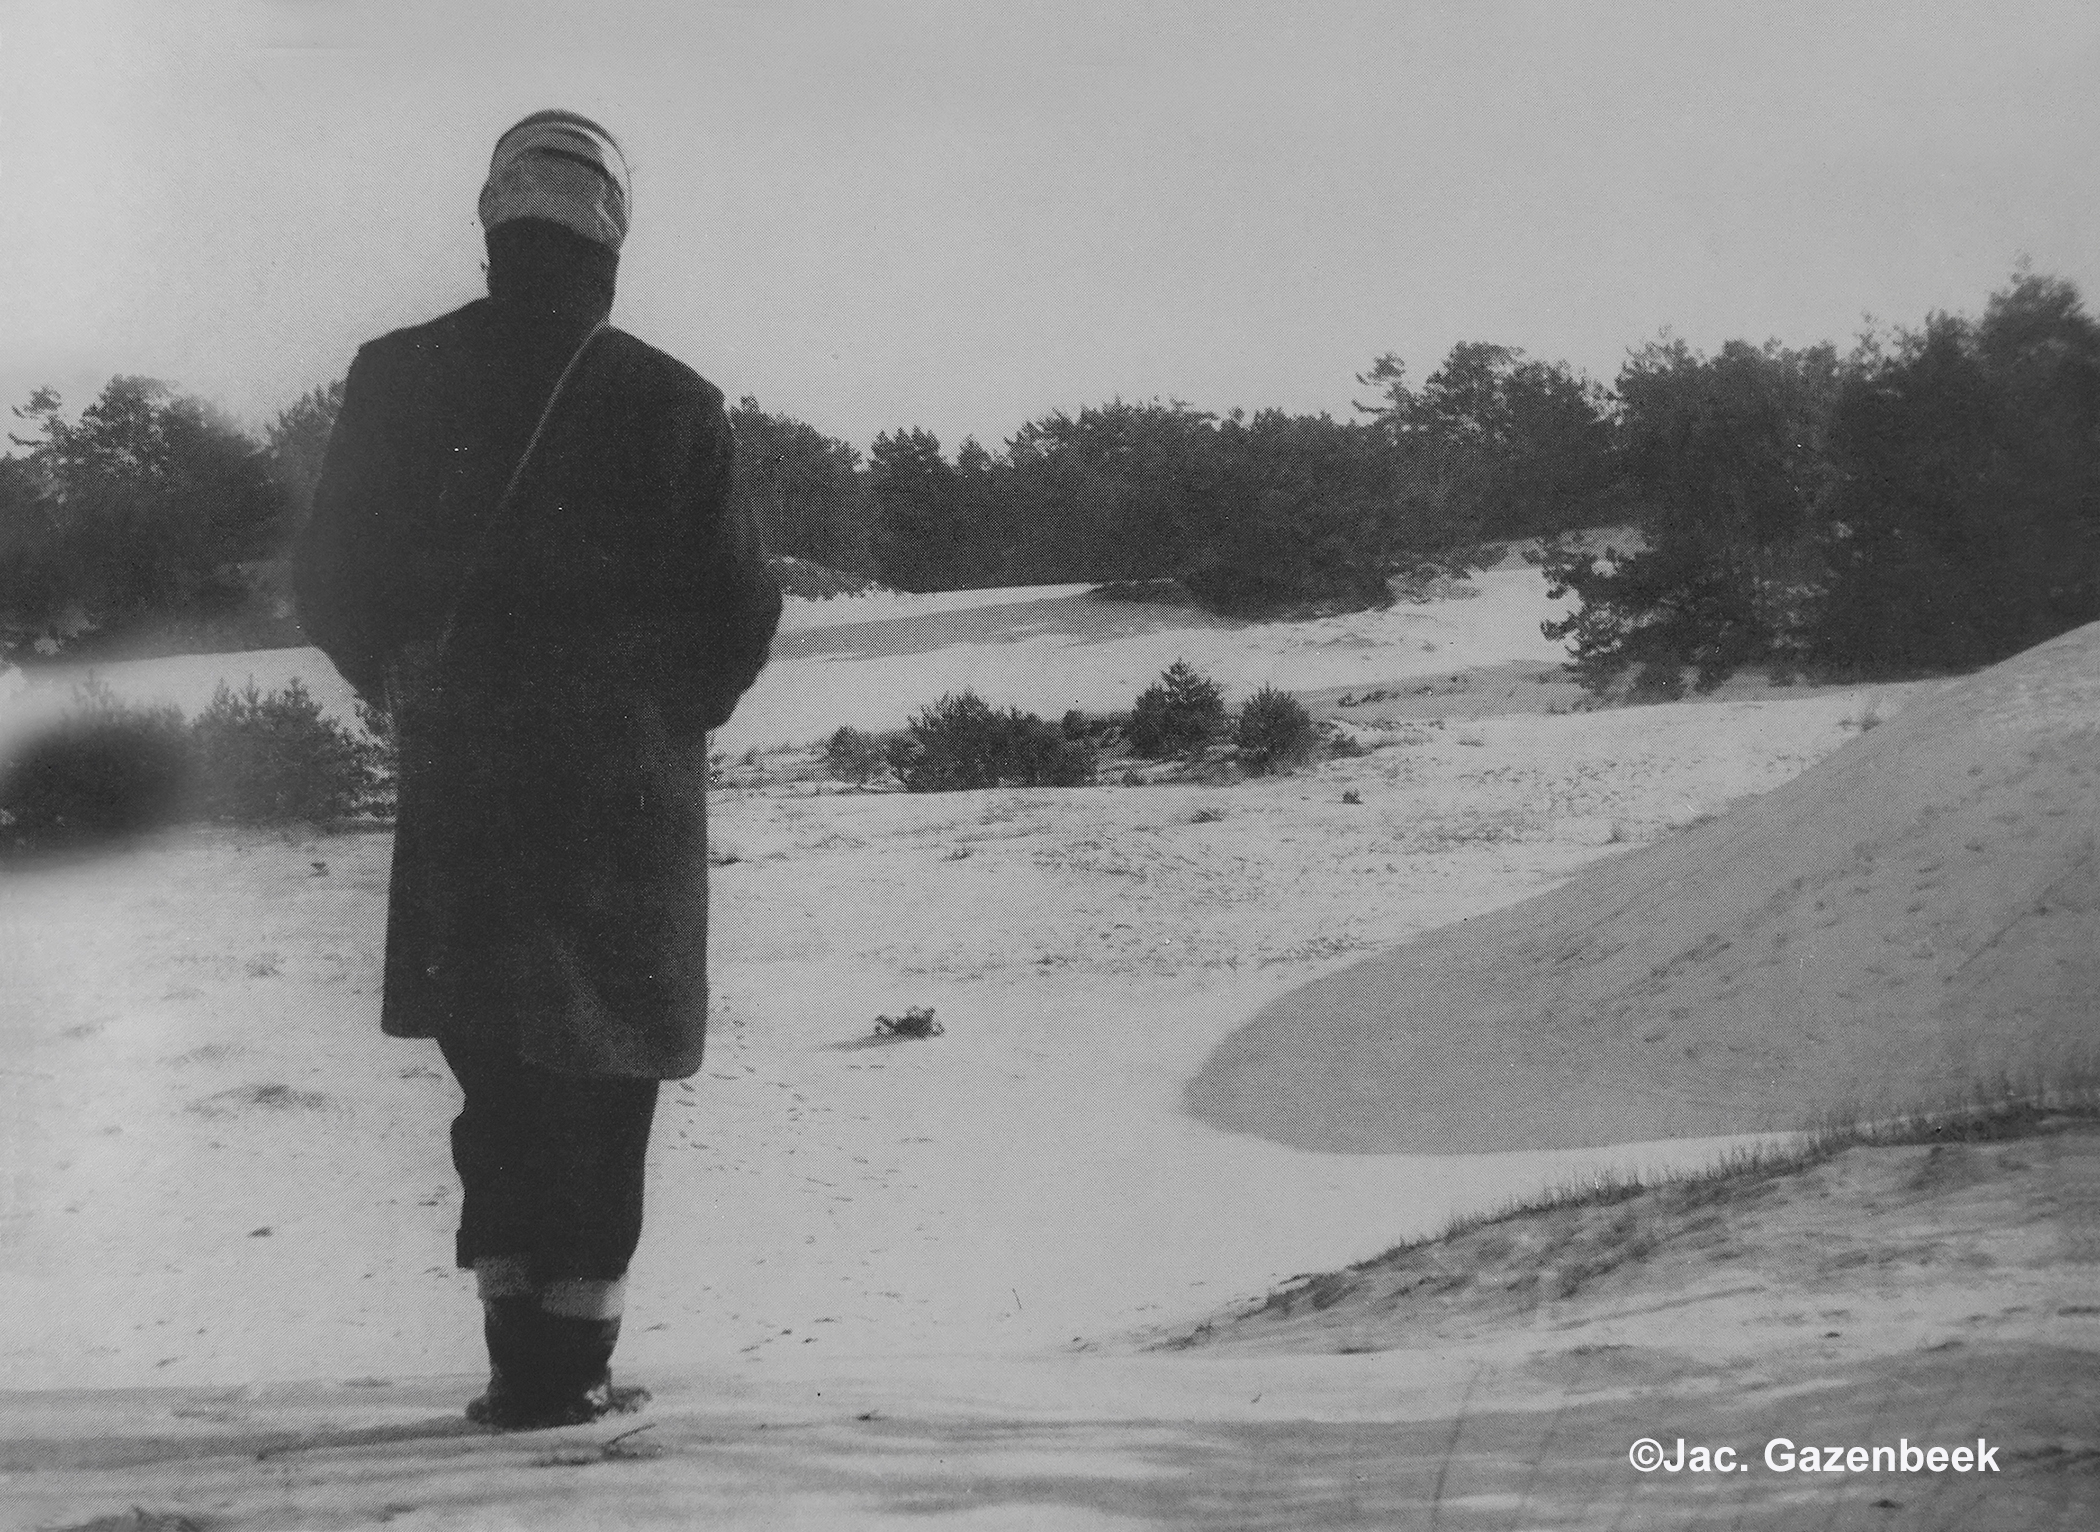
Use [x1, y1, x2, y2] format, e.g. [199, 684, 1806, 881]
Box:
[1186, 622, 2100, 1154]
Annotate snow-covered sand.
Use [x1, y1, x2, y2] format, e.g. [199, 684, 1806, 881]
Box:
[0, 567, 1573, 755]
[0, 573, 1895, 1395]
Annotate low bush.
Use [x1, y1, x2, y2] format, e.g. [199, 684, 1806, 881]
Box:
[1059, 709, 1129, 746]
[1128, 659, 1226, 759]
[0, 675, 390, 848]
[1235, 684, 1318, 775]
[0, 679, 193, 840]
[1322, 723, 1369, 759]
[886, 690, 1096, 792]
[190, 678, 388, 823]
[824, 724, 893, 784]
[1007, 713, 1097, 788]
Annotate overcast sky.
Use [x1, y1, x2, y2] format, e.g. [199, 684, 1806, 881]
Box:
[5, 0, 2097, 452]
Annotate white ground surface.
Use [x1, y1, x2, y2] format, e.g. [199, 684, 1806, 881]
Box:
[1, 568, 1573, 753]
[0, 573, 1893, 1394]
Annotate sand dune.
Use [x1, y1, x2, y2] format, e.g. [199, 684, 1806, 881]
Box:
[1186, 622, 2100, 1153]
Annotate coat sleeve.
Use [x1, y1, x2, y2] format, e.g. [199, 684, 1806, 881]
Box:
[695, 402, 784, 728]
[640, 391, 783, 735]
[291, 345, 396, 707]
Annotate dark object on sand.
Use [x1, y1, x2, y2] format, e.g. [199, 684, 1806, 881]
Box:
[875, 1006, 944, 1039]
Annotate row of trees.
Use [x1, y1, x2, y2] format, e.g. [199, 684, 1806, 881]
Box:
[1, 376, 340, 657]
[737, 353, 1610, 610]
[1544, 270, 2100, 687]
[2, 337, 1611, 657]
[6, 268, 2094, 683]
[861, 343, 1616, 611]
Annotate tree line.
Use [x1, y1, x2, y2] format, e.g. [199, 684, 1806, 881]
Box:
[4, 267, 2095, 684]
[1544, 269, 2100, 689]
[853, 339, 1618, 611]
[1, 376, 338, 658]
[747, 269, 2100, 681]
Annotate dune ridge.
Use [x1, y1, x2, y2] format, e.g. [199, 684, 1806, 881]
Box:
[1186, 622, 2100, 1153]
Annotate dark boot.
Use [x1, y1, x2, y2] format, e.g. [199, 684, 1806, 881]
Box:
[467, 1307, 649, 1431]
[535, 1313, 651, 1425]
[466, 1294, 552, 1429]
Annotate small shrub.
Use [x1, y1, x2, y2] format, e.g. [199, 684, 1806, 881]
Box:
[1063, 709, 1129, 747]
[1341, 789, 1362, 805]
[886, 692, 1000, 791]
[1007, 714, 1097, 788]
[0, 678, 193, 841]
[191, 677, 388, 823]
[1235, 685, 1317, 775]
[1128, 659, 1226, 759]
[886, 690, 1095, 792]
[1845, 700, 1886, 734]
[825, 724, 893, 783]
[1324, 725, 1369, 759]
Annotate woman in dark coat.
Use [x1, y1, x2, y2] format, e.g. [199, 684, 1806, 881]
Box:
[293, 110, 781, 1429]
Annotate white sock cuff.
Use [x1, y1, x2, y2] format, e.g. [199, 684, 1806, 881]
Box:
[539, 1275, 627, 1320]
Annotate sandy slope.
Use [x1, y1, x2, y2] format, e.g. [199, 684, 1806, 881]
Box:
[1171, 1112, 2100, 1361]
[10, 1125, 2093, 1528]
[1187, 622, 2100, 1153]
[0, 702, 1871, 1394]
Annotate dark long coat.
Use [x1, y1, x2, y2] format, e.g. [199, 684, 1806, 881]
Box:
[292, 301, 781, 1079]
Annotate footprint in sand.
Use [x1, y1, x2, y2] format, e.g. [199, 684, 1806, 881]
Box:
[166, 1043, 245, 1067]
[187, 1083, 333, 1118]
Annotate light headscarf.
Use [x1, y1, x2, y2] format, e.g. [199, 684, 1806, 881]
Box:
[477, 110, 632, 251]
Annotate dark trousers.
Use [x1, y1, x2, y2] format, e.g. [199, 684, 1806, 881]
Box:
[440, 1033, 660, 1281]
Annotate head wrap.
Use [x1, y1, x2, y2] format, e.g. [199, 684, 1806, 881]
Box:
[477, 110, 632, 251]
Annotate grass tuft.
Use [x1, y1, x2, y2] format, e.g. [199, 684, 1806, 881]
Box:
[1222, 1065, 2100, 1337]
